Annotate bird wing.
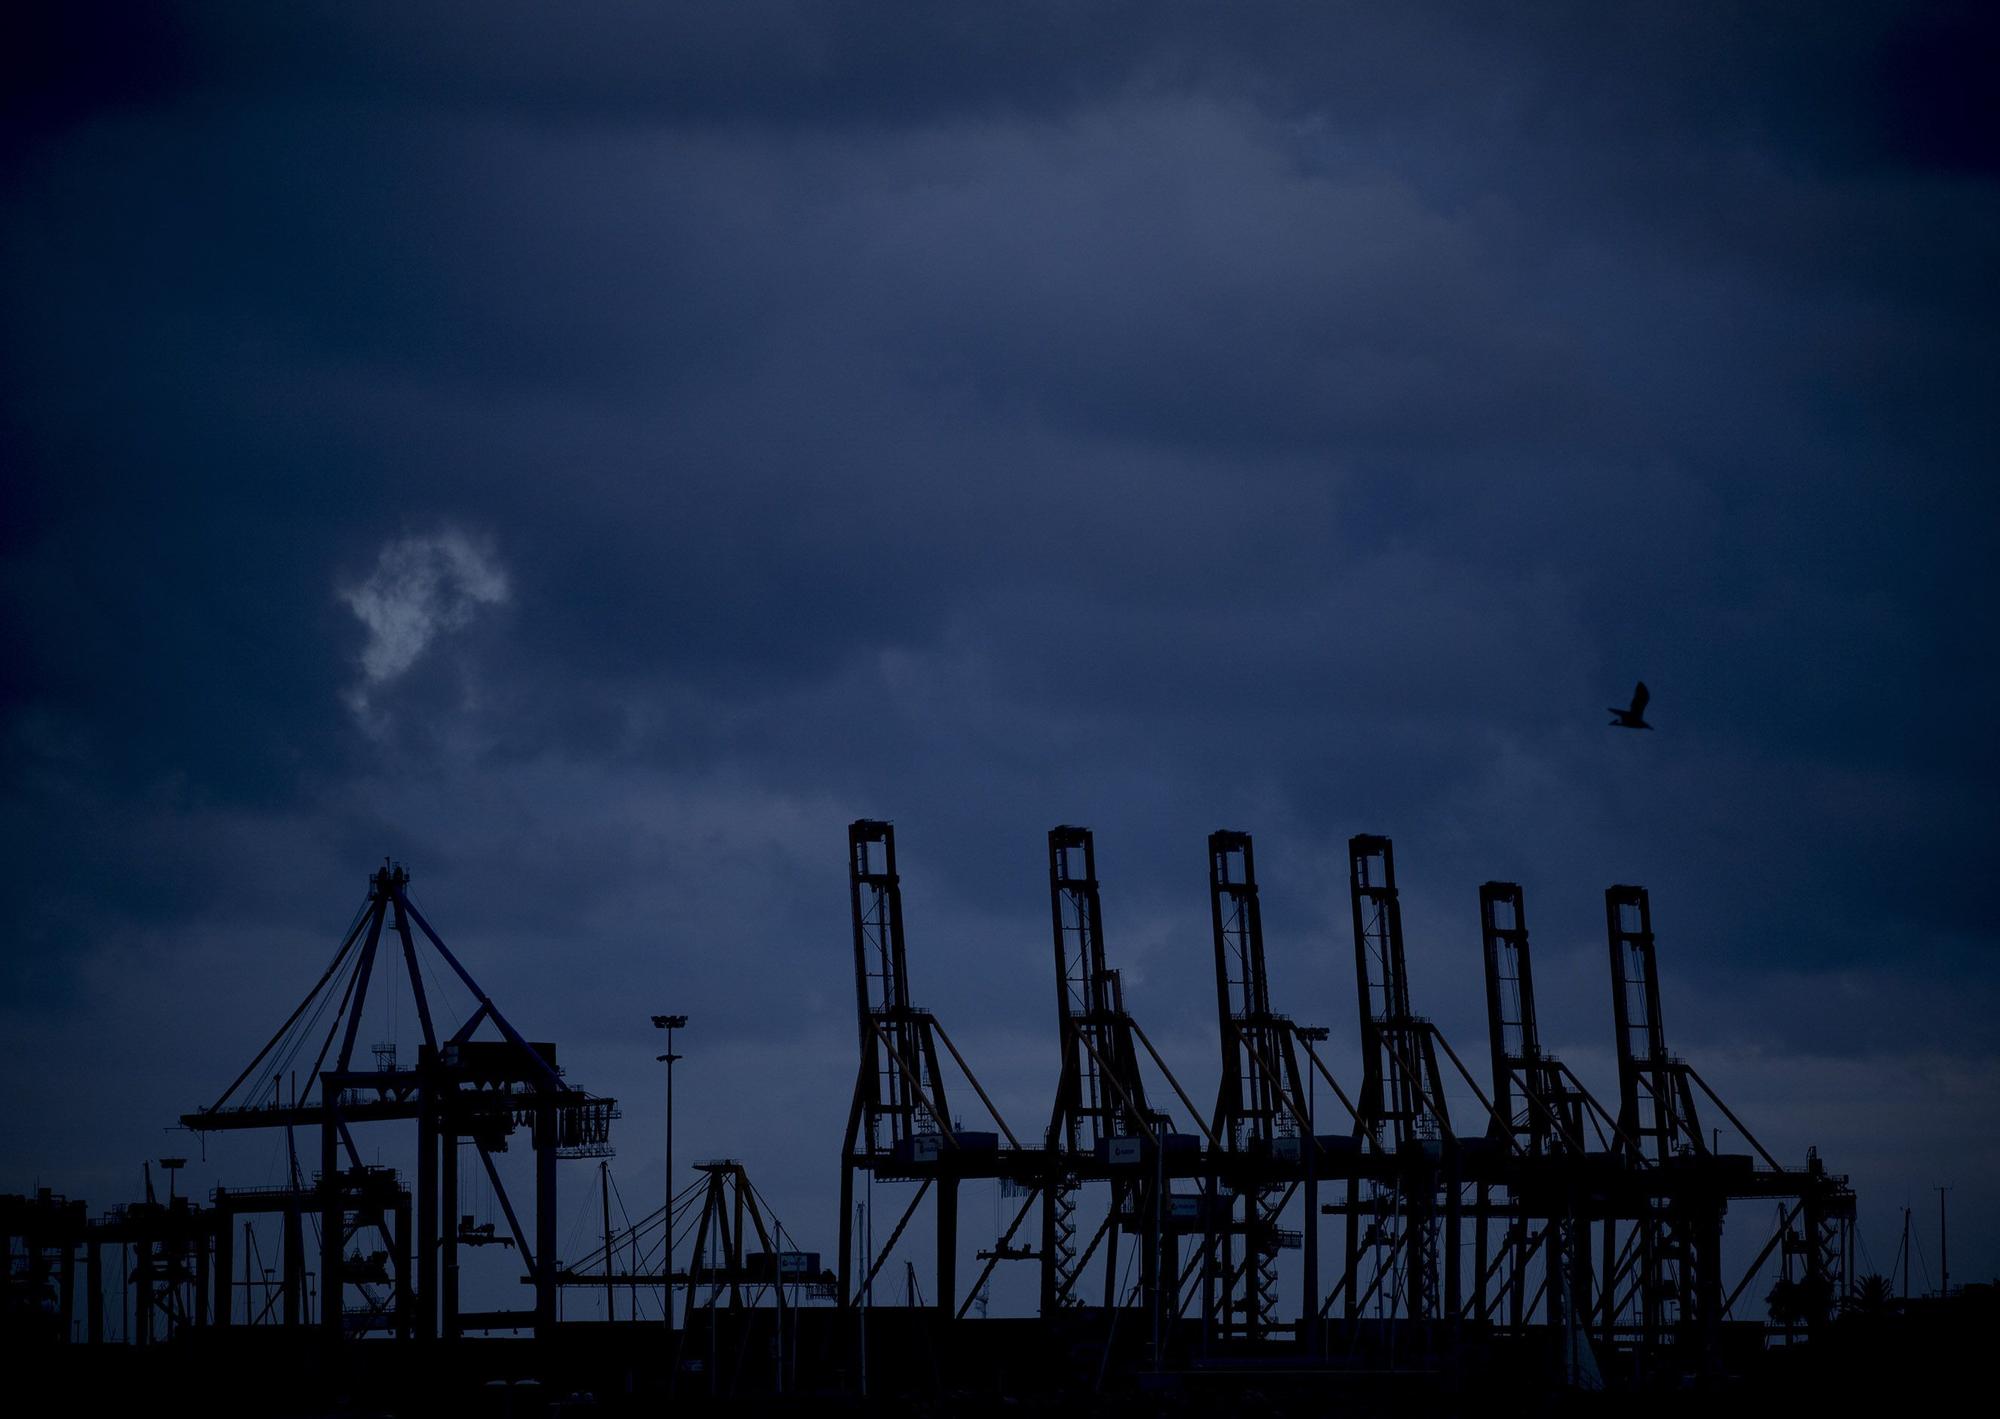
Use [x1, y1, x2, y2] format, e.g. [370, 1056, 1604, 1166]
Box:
[1631, 681, 1649, 715]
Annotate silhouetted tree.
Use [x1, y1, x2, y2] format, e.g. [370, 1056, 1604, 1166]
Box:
[1843, 1273, 1894, 1321]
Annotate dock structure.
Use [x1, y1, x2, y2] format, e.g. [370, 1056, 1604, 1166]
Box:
[6, 825, 1857, 1401]
[827, 820, 1854, 1382]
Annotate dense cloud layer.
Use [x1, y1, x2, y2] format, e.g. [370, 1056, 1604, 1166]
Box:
[5, 2, 1996, 1309]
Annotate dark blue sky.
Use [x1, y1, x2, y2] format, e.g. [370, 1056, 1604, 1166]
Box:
[5, 2, 1996, 1312]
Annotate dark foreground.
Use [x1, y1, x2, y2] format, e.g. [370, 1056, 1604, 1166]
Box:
[8, 1293, 1991, 1419]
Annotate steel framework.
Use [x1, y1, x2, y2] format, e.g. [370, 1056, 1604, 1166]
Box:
[15, 823, 1863, 1396]
[837, 821, 1039, 1319]
[1476, 882, 1615, 1382]
[1344, 834, 1454, 1335]
[1043, 827, 1167, 1314]
[1203, 830, 1313, 1344]
[179, 862, 615, 1340]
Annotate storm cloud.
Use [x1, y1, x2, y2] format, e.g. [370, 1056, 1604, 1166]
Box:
[3, 1, 1996, 1309]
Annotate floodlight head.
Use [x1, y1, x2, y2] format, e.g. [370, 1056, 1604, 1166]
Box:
[1296, 1026, 1330, 1043]
[652, 1014, 688, 1030]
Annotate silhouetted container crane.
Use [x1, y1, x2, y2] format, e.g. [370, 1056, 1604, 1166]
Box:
[1477, 881, 1615, 1380]
[9, 823, 1867, 1404]
[1203, 830, 1315, 1346]
[1596, 885, 1854, 1365]
[837, 821, 1042, 1321]
[178, 862, 617, 1341]
[1039, 826, 1213, 1337]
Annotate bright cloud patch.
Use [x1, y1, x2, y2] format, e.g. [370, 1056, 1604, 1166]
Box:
[338, 530, 509, 716]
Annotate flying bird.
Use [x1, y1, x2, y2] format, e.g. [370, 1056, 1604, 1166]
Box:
[1608, 681, 1652, 730]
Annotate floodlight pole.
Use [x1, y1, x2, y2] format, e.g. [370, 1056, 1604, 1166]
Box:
[1938, 1184, 1950, 1298]
[1298, 1026, 1329, 1356]
[653, 1013, 687, 1330]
